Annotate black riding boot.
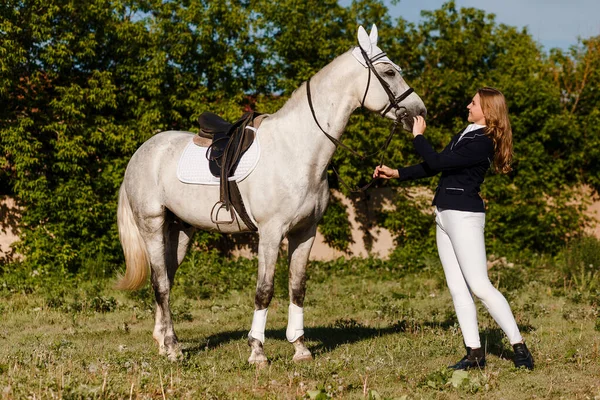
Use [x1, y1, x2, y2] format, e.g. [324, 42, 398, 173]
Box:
[513, 342, 534, 370]
[448, 347, 486, 370]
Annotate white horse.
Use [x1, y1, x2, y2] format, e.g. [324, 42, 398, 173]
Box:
[116, 25, 426, 364]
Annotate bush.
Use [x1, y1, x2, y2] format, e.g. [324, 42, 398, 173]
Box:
[560, 236, 600, 293]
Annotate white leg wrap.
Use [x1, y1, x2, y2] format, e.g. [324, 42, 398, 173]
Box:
[286, 303, 304, 342]
[248, 308, 268, 344]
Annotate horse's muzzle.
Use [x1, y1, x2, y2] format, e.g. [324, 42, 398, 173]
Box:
[395, 106, 409, 121]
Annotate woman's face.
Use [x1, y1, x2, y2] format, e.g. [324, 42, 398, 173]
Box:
[467, 93, 486, 125]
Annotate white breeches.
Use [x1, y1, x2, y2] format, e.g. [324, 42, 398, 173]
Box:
[435, 208, 522, 348]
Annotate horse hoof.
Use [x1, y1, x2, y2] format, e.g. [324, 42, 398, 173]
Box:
[248, 356, 269, 368]
[249, 359, 269, 368]
[248, 352, 268, 367]
[293, 352, 313, 363]
[166, 344, 183, 362]
[167, 350, 183, 362]
[293, 354, 313, 363]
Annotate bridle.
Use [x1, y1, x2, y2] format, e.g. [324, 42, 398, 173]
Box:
[306, 46, 415, 192]
[358, 47, 414, 117]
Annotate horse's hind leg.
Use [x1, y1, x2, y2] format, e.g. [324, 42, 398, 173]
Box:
[248, 226, 283, 366]
[146, 211, 195, 361]
[286, 225, 316, 362]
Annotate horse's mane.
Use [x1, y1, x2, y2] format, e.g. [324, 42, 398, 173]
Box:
[270, 50, 354, 121]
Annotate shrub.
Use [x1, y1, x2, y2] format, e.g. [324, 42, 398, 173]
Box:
[560, 236, 600, 293]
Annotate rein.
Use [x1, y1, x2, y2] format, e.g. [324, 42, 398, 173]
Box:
[306, 48, 413, 193]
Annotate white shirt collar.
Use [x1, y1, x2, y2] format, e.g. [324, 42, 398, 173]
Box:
[457, 124, 486, 142]
[462, 124, 486, 134]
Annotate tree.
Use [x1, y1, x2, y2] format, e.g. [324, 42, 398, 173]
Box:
[0, 0, 267, 273]
[0, 0, 597, 276]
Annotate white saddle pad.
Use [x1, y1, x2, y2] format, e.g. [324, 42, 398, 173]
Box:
[177, 136, 261, 185]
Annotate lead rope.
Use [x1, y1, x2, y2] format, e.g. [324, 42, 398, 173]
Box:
[307, 77, 401, 161]
[331, 119, 399, 194]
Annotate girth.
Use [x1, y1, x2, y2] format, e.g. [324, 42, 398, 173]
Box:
[195, 111, 267, 231]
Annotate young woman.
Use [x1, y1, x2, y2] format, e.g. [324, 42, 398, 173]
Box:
[373, 87, 534, 370]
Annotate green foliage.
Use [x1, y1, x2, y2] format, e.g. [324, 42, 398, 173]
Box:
[318, 194, 353, 252]
[560, 236, 600, 293]
[378, 188, 437, 261]
[0, 0, 598, 278]
[173, 249, 258, 300]
[306, 385, 333, 400]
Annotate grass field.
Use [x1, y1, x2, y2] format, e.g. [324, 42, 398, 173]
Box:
[1, 250, 599, 399]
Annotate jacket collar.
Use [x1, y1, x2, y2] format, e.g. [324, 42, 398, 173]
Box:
[451, 127, 488, 150]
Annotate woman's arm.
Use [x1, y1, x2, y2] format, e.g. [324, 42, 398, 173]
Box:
[373, 162, 438, 182]
[372, 116, 437, 182]
[397, 162, 438, 181]
[411, 116, 492, 170]
[413, 135, 493, 170]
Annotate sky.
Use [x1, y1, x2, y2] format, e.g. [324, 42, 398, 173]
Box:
[340, 0, 600, 51]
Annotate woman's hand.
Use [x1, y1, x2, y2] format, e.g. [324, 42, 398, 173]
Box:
[412, 115, 426, 137]
[373, 165, 399, 180]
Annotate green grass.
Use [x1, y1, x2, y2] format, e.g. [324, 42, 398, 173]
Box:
[1, 251, 599, 399]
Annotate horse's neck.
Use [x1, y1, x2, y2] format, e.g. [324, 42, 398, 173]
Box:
[270, 53, 361, 172]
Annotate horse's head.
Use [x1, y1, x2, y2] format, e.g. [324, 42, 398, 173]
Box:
[352, 25, 426, 132]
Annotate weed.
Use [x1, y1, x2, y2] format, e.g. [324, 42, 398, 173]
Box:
[172, 300, 194, 322]
[306, 384, 332, 399]
[487, 255, 524, 292]
[560, 236, 600, 294]
[420, 367, 454, 390]
[89, 296, 118, 313]
[332, 318, 363, 329]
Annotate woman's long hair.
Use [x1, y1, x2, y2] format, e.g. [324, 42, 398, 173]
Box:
[478, 87, 513, 174]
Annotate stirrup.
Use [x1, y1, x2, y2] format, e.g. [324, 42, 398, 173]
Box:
[210, 202, 235, 225]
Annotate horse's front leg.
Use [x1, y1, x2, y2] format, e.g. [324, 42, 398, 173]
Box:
[248, 228, 282, 366]
[286, 224, 317, 362]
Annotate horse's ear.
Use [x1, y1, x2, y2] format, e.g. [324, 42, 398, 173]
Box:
[369, 24, 378, 46]
[357, 25, 372, 53]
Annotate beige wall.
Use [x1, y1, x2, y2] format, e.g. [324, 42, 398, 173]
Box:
[1, 189, 600, 261]
[309, 188, 398, 260]
[0, 196, 19, 259]
[587, 195, 600, 238]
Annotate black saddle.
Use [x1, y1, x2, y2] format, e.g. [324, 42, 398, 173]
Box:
[197, 111, 257, 178]
[197, 112, 236, 138]
[196, 111, 263, 231]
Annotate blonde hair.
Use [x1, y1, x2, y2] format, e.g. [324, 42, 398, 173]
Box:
[478, 87, 513, 174]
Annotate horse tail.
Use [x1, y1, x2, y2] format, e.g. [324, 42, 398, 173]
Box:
[115, 184, 149, 290]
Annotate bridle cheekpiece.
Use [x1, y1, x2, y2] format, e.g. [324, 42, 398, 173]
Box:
[356, 47, 414, 119]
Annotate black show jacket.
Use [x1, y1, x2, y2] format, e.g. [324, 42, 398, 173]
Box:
[397, 128, 494, 213]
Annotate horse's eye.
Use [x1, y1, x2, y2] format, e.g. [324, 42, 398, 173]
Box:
[385, 69, 395, 77]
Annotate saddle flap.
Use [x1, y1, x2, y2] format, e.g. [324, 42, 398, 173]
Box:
[207, 129, 255, 178]
[208, 133, 230, 177]
[194, 111, 267, 181]
[192, 135, 212, 147]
